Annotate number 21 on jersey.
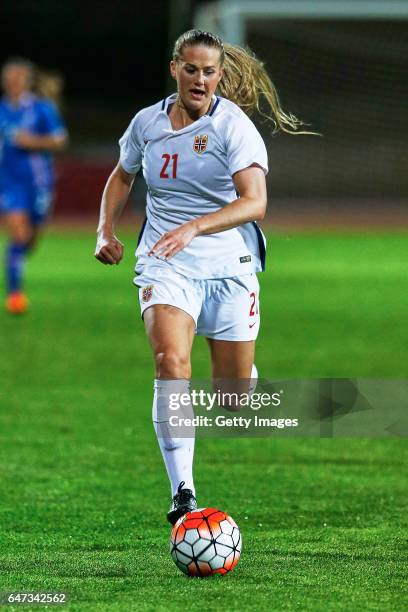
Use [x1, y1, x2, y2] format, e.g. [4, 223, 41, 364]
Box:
[160, 153, 178, 179]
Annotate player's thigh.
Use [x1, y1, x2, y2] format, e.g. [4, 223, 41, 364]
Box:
[198, 274, 260, 378]
[207, 338, 255, 378]
[143, 304, 196, 377]
[198, 274, 260, 343]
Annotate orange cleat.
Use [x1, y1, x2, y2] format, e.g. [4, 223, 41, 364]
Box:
[5, 292, 29, 315]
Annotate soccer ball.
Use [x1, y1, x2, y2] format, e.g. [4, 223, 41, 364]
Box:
[170, 508, 242, 577]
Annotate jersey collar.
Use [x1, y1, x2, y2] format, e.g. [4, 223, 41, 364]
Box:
[161, 93, 220, 134]
[3, 92, 36, 110]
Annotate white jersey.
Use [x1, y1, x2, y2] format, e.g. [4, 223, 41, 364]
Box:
[119, 93, 268, 279]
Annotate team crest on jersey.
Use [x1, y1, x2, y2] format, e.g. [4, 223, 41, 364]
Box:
[142, 284, 154, 302]
[193, 134, 208, 154]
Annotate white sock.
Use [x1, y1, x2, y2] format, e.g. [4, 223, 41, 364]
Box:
[152, 378, 195, 498]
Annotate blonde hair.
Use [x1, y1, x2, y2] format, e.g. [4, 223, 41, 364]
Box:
[35, 70, 65, 107]
[173, 29, 317, 136]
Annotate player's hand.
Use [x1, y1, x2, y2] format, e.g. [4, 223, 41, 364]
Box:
[95, 232, 124, 265]
[148, 221, 198, 260]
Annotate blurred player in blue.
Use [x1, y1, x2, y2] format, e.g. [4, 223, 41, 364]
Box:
[0, 58, 68, 313]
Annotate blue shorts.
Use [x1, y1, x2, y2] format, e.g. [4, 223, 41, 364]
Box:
[0, 183, 53, 225]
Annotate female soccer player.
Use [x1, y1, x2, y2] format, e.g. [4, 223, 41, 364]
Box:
[0, 58, 68, 313]
[95, 30, 309, 524]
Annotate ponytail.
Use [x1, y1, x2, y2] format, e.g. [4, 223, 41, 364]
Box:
[220, 44, 316, 135]
[34, 70, 65, 108]
[173, 29, 318, 135]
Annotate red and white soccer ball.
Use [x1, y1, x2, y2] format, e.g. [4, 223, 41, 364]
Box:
[170, 508, 242, 577]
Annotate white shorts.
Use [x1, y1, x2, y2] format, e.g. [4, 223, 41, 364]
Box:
[134, 266, 260, 341]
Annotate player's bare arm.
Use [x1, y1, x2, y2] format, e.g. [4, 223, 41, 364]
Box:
[149, 164, 266, 260]
[14, 131, 68, 152]
[95, 162, 135, 265]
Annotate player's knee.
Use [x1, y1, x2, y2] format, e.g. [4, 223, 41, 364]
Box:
[220, 397, 241, 412]
[9, 222, 33, 246]
[162, 437, 183, 451]
[155, 350, 191, 379]
[212, 380, 255, 412]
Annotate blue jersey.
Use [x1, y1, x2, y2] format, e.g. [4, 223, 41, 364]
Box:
[0, 93, 66, 190]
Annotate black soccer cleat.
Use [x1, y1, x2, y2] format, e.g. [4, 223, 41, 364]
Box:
[167, 481, 197, 525]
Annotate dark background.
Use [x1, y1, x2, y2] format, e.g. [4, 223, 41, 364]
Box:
[1, 1, 171, 102]
[1, 0, 407, 207]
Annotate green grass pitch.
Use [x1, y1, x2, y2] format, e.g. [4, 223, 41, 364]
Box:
[0, 229, 407, 611]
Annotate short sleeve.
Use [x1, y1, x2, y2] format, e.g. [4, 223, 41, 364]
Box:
[225, 113, 268, 177]
[38, 100, 66, 136]
[119, 114, 143, 175]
